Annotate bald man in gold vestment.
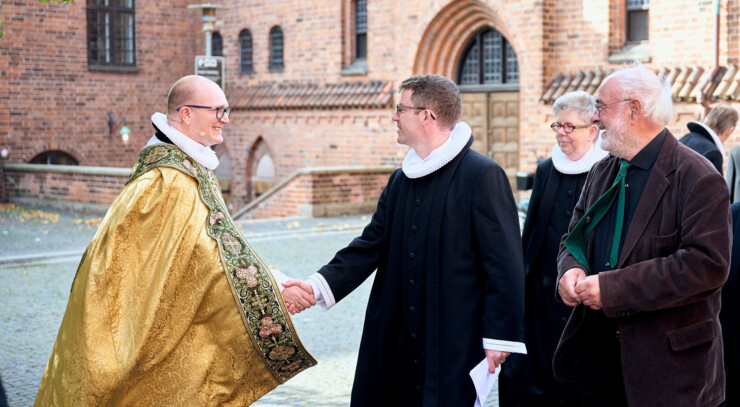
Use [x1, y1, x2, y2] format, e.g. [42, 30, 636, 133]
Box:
[34, 76, 316, 406]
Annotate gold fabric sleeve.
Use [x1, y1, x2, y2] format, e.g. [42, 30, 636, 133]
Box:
[34, 166, 288, 406]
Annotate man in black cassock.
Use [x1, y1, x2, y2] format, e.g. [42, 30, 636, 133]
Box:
[283, 75, 526, 406]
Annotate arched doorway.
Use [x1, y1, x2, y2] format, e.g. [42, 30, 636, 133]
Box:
[456, 27, 520, 190]
[246, 137, 276, 201]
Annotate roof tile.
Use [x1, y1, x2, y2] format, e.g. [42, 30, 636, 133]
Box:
[541, 65, 740, 104]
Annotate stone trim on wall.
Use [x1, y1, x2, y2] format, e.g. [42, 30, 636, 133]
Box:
[2, 164, 131, 214]
[235, 165, 396, 220]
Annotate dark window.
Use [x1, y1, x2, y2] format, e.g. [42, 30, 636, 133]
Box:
[239, 30, 253, 73]
[355, 0, 367, 60]
[627, 0, 649, 42]
[30, 151, 79, 166]
[86, 0, 136, 68]
[457, 28, 518, 85]
[211, 31, 223, 56]
[269, 26, 284, 70]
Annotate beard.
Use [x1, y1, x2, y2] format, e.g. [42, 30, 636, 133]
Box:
[600, 116, 630, 159]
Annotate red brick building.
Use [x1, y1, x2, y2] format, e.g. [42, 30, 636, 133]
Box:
[2, 0, 739, 217]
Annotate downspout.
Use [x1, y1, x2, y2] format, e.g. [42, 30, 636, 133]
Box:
[698, 0, 721, 118]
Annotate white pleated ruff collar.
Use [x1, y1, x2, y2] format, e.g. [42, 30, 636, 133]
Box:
[145, 112, 219, 170]
[402, 122, 472, 179]
[551, 136, 609, 175]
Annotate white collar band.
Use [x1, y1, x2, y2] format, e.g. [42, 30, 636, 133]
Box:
[402, 122, 471, 179]
[147, 112, 219, 170]
[689, 121, 725, 157]
[551, 136, 608, 174]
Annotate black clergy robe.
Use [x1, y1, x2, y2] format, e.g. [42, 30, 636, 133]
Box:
[318, 136, 525, 407]
[500, 158, 586, 407]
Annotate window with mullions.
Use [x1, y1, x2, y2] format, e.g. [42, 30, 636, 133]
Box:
[355, 0, 367, 60]
[212, 32, 223, 56]
[457, 28, 518, 87]
[240, 30, 253, 74]
[86, 0, 136, 70]
[269, 26, 284, 71]
[626, 0, 649, 42]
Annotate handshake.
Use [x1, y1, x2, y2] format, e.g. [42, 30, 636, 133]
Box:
[281, 279, 317, 315]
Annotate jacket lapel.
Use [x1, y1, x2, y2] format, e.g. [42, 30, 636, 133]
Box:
[618, 132, 677, 266]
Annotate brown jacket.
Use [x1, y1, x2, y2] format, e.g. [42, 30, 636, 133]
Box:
[555, 131, 732, 407]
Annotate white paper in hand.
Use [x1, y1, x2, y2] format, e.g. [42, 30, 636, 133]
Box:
[469, 358, 500, 407]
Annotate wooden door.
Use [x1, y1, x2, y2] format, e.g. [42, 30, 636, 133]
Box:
[459, 91, 520, 193]
[460, 92, 489, 157]
[489, 91, 520, 189]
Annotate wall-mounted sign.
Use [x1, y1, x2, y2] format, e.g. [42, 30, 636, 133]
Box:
[195, 56, 225, 90]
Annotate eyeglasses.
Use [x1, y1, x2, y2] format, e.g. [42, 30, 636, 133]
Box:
[396, 104, 436, 120]
[177, 105, 231, 119]
[550, 122, 592, 134]
[595, 99, 631, 116]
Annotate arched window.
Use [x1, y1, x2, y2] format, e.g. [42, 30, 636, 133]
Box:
[269, 26, 284, 71]
[211, 31, 223, 57]
[29, 150, 79, 165]
[239, 29, 253, 73]
[457, 28, 518, 87]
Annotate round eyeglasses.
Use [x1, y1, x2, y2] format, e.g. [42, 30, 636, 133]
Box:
[550, 122, 591, 134]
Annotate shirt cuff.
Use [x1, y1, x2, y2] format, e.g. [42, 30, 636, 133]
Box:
[482, 338, 527, 354]
[272, 269, 290, 292]
[307, 273, 336, 310]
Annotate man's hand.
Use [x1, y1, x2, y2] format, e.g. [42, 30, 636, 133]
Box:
[484, 350, 510, 373]
[575, 274, 602, 310]
[281, 279, 315, 315]
[558, 268, 587, 306]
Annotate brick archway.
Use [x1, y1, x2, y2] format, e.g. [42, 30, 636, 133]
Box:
[24, 145, 84, 165]
[413, 0, 519, 78]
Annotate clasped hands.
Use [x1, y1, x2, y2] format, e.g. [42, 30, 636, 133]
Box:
[281, 279, 316, 315]
[558, 268, 602, 310]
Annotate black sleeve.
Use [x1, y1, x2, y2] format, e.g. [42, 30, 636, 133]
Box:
[317, 171, 396, 302]
[472, 164, 525, 342]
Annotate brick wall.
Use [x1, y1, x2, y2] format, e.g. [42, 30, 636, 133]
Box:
[227, 109, 402, 208]
[5, 0, 740, 217]
[1, 0, 198, 167]
[239, 167, 394, 219]
[2, 164, 130, 212]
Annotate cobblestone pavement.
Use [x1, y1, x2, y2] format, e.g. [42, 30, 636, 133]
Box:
[0, 206, 499, 406]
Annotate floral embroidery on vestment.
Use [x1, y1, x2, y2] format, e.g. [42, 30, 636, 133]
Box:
[126, 144, 316, 383]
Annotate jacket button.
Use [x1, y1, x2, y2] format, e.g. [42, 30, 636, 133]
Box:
[416, 199, 422, 206]
[409, 252, 415, 259]
[568, 190, 574, 197]
[411, 225, 418, 232]
[409, 279, 416, 286]
[410, 333, 417, 340]
[565, 210, 572, 217]
[409, 306, 416, 313]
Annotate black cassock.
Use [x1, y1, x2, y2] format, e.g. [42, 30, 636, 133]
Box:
[499, 158, 586, 407]
[318, 136, 524, 407]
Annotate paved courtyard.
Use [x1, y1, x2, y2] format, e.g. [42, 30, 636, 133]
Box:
[0, 205, 499, 406]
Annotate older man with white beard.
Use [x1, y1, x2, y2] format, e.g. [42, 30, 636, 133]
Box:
[554, 65, 732, 407]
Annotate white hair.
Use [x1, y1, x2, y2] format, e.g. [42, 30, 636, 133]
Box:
[553, 91, 597, 124]
[601, 63, 673, 126]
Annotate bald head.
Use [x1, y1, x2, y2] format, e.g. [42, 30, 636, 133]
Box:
[167, 75, 223, 116]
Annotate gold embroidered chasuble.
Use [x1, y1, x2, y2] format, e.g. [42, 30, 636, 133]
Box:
[34, 145, 315, 406]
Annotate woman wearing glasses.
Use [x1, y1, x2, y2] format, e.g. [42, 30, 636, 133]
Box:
[499, 91, 607, 407]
